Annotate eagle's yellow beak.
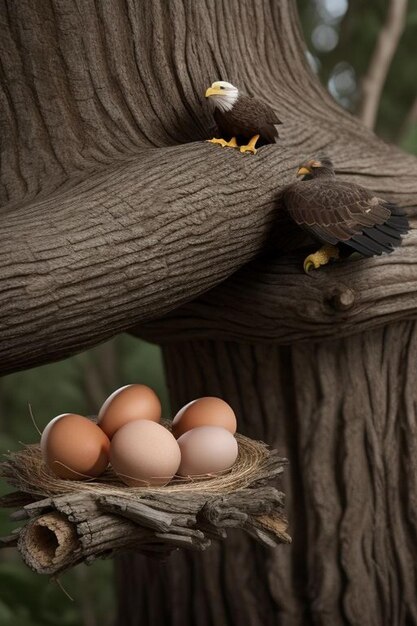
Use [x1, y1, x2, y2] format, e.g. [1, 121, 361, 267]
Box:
[297, 166, 311, 177]
[205, 86, 223, 97]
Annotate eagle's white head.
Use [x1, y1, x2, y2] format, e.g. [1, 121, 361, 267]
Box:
[205, 81, 239, 112]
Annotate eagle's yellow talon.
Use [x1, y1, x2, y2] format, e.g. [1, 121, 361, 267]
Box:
[207, 137, 228, 147]
[226, 137, 238, 148]
[207, 137, 239, 148]
[303, 245, 339, 274]
[240, 145, 257, 155]
[239, 134, 260, 155]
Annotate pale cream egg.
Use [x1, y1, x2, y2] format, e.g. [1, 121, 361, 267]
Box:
[177, 425, 238, 477]
[110, 420, 181, 487]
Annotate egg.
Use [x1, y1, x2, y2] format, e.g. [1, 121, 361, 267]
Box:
[177, 426, 238, 477]
[41, 414, 110, 480]
[98, 384, 161, 439]
[172, 397, 237, 438]
[110, 420, 181, 487]
[40, 413, 71, 454]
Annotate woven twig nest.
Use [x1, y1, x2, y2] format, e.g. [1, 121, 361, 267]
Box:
[0, 425, 289, 576]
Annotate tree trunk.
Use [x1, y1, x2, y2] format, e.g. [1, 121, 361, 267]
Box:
[116, 326, 417, 626]
[2, 1, 417, 624]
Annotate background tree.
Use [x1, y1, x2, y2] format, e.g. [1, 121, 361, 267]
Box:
[0, 0, 417, 624]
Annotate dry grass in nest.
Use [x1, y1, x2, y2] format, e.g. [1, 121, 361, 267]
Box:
[0, 426, 276, 499]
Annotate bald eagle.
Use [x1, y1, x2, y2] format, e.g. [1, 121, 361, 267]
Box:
[283, 156, 409, 272]
[205, 81, 281, 154]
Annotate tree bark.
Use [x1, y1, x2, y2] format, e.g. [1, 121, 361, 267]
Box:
[133, 246, 417, 345]
[1, 0, 417, 373]
[116, 327, 417, 626]
[2, 1, 417, 625]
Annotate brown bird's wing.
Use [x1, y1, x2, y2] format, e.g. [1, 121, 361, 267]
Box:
[284, 180, 408, 256]
[215, 96, 281, 143]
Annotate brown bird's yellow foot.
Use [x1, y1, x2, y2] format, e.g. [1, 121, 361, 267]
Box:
[303, 244, 339, 274]
[239, 134, 260, 154]
[207, 137, 238, 148]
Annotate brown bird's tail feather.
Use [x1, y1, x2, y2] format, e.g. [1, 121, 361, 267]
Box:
[342, 202, 409, 257]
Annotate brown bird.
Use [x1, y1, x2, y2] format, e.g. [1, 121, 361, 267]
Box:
[283, 156, 409, 272]
[205, 81, 281, 154]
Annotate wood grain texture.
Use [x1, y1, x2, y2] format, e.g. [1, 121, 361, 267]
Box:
[135, 234, 417, 345]
[116, 330, 417, 626]
[1, 0, 417, 373]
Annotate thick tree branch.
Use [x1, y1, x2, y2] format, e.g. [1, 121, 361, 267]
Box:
[135, 224, 417, 346]
[2, 139, 417, 373]
[1, 0, 416, 374]
[359, 0, 408, 129]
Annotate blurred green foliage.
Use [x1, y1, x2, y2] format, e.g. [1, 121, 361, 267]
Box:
[1, 1, 416, 624]
[298, 0, 417, 148]
[0, 559, 114, 626]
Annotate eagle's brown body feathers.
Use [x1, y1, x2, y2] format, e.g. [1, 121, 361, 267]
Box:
[214, 96, 281, 145]
[284, 165, 409, 257]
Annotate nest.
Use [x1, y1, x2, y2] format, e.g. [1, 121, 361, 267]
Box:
[0, 428, 289, 576]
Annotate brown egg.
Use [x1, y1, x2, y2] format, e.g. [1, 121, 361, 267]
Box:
[40, 413, 71, 454]
[98, 384, 161, 439]
[177, 426, 238, 477]
[41, 414, 110, 480]
[172, 397, 237, 438]
[110, 420, 181, 487]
